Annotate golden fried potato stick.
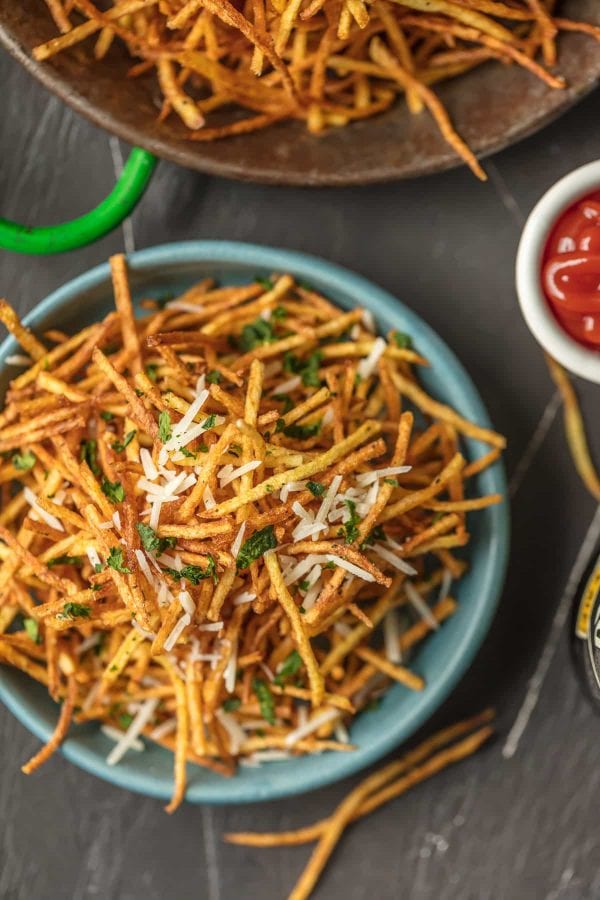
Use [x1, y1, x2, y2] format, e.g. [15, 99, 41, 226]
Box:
[265, 550, 325, 708]
[22, 674, 77, 774]
[0, 300, 47, 361]
[546, 353, 600, 502]
[110, 255, 143, 375]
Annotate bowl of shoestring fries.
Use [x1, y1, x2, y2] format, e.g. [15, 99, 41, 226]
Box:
[0, 242, 508, 807]
[1, 1, 600, 184]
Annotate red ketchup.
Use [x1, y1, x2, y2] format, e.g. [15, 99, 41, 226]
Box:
[542, 190, 600, 348]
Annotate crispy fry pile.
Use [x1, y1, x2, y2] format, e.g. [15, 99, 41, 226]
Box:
[0, 257, 504, 811]
[35, 1, 600, 179]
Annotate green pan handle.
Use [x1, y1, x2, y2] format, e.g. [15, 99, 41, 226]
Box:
[0, 148, 157, 255]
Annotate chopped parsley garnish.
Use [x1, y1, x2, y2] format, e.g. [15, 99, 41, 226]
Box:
[107, 547, 131, 574]
[12, 451, 36, 471]
[255, 276, 274, 291]
[384, 478, 399, 487]
[145, 364, 159, 382]
[180, 446, 197, 459]
[272, 306, 288, 321]
[80, 439, 100, 476]
[100, 410, 114, 422]
[111, 430, 136, 453]
[236, 525, 277, 570]
[118, 713, 134, 729]
[239, 318, 277, 352]
[158, 410, 172, 443]
[94, 562, 105, 574]
[57, 602, 92, 622]
[206, 369, 222, 384]
[306, 480, 325, 497]
[222, 697, 241, 713]
[341, 499, 361, 544]
[282, 420, 321, 441]
[298, 580, 310, 592]
[252, 677, 276, 725]
[24, 618, 40, 643]
[202, 413, 217, 431]
[274, 650, 302, 686]
[48, 555, 83, 568]
[283, 350, 323, 388]
[392, 331, 412, 349]
[165, 557, 217, 585]
[197, 444, 209, 453]
[136, 522, 176, 556]
[101, 478, 125, 504]
[323, 560, 336, 570]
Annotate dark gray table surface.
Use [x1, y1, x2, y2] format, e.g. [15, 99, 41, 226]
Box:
[2, 48, 600, 900]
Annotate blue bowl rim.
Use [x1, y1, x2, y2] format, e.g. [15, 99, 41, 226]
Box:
[0, 240, 509, 805]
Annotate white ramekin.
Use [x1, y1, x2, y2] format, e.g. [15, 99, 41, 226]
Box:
[516, 160, 600, 384]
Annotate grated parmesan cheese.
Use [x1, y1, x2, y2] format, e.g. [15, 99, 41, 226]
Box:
[438, 568, 453, 603]
[203, 485, 216, 510]
[163, 612, 191, 652]
[23, 487, 64, 532]
[224, 639, 237, 693]
[405, 581, 439, 630]
[357, 336, 387, 380]
[216, 709, 246, 755]
[383, 608, 403, 663]
[179, 589, 196, 617]
[231, 522, 246, 558]
[233, 591, 256, 606]
[149, 718, 177, 740]
[276, 375, 301, 394]
[140, 448, 158, 480]
[149, 501, 162, 530]
[106, 697, 159, 766]
[356, 465, 412, 486]
[285, 707, 339, 747]
[199, 621, 224, 632]
[371, 543, 418, 576]
[6, 354, 32, 366]
[101, 725, 145, 751]
[165, 300, 205, 314]
[76, 633, 102, 656]
[325, 554, 376, 582]
[86, 545, 102, 570]
[134, 549, 155, 585]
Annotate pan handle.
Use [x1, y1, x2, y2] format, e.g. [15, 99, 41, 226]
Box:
[0, 148, 157, 255]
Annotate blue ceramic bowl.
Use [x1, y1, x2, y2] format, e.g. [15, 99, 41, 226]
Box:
[0, 242, 509, 804]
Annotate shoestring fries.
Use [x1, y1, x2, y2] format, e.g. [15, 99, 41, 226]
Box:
[34, 1, 600, 179]
[545, 353, 600, 502]
[225, 709, 495, 900]
[0, 257, 504, 811]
